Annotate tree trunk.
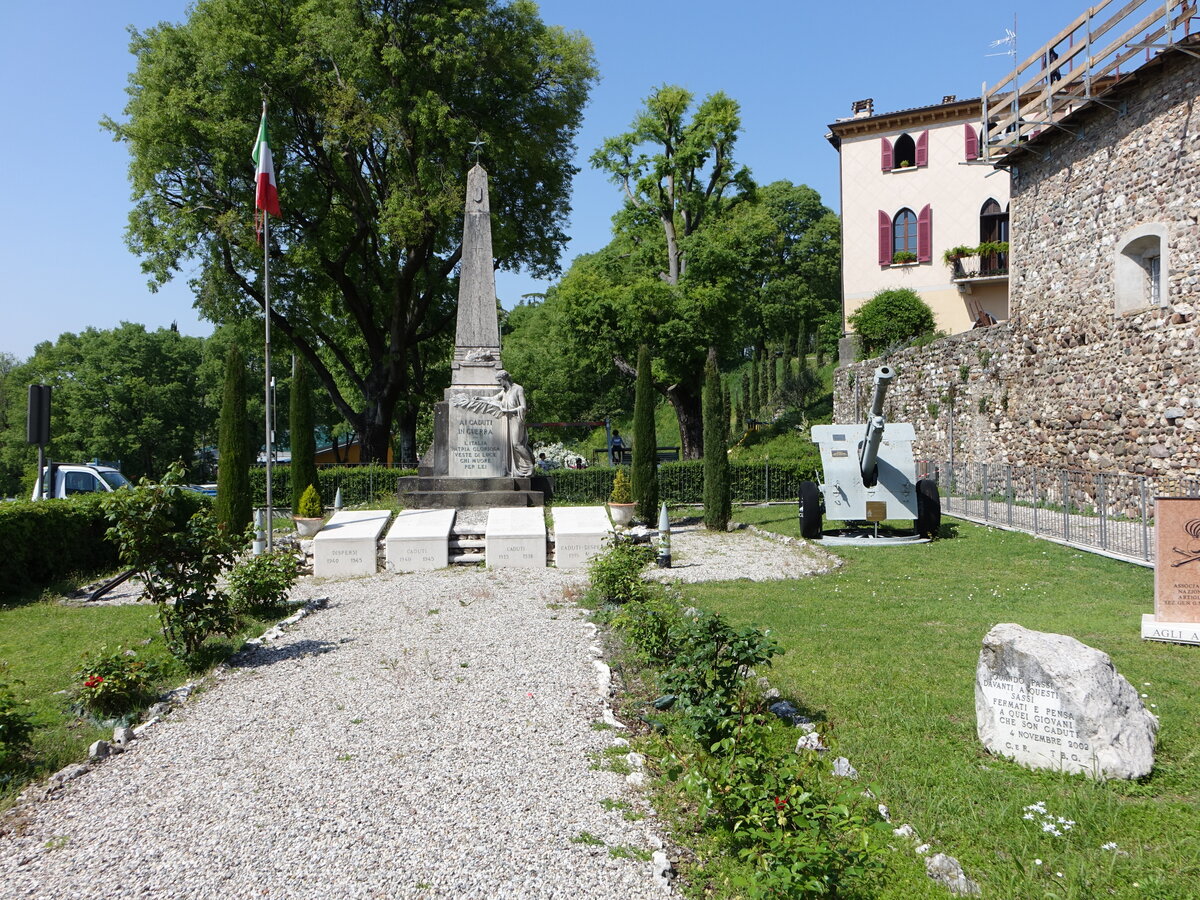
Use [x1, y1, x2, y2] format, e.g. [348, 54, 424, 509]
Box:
[359, 418, 393, 464]
[395, 401, 419, 468]
[666, 384, 704, 460]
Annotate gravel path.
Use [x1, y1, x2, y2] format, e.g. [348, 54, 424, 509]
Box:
[0, 524, 833, 899]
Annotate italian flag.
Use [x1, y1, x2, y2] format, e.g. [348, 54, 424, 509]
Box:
[252, 106, 280, 218]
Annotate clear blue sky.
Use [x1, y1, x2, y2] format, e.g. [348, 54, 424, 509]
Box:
[0, 1, 1073, 362]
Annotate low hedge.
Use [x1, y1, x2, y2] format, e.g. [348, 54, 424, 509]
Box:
[250, 464, 418, 509]
[548, 459, 820, 505]
[0, 490, 210, 601]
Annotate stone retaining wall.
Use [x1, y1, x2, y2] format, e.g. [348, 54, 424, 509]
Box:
[835, 46, 1200, 482]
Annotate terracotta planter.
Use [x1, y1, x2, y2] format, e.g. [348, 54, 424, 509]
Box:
[608, 502, 636, 528]
[294, 516, 324, 537]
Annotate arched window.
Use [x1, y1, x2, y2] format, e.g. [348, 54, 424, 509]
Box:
[980, 199, 1009, 243]
[1115, 224, 1169, 313]
[893, 133, 917, 168]
[893, 208, 918, 256]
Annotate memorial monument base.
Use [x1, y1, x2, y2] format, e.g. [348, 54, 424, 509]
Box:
[1140, 613, 1200, 646]
[397, 475, 543, 508]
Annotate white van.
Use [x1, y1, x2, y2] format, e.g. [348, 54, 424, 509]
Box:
[31, 463, 131, 500]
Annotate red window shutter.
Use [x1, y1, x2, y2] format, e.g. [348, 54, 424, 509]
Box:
[878, 210, 892, 266]
[915, 131, 929, 167]
[917, 204, 932, 262]
[881, 138, 893, 171]
[965, 124, 979, 160]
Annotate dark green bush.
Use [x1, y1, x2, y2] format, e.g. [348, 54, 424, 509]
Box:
[249, 465, 417, 507]
[76, 646, 161, 718]
[0, 495, 118, 598]
[848, 288, 936, 358]
[585, 538, 655, 606]
[227, 550, 299, 616]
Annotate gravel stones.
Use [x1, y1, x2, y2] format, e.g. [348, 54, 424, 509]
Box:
[1, 523, 827, 898]
[0, 566, 671, 899]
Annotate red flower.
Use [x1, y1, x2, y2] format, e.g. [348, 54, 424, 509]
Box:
[84, 675, 104, 688]
[773, 796, 786, 810]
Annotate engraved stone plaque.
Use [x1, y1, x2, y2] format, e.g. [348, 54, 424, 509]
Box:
[1153, 497, 1200, 624]
[448, 406, 507, 477]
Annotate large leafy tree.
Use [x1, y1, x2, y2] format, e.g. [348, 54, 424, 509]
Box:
[106, 0, 597, 464]
[586, 85, 754, 458]
[0, 325, 210, 487]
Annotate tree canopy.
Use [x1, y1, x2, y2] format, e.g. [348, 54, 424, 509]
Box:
[0, 324, 211, 492]
[505, 85, 841, 459]
[106, 0, 597, 463]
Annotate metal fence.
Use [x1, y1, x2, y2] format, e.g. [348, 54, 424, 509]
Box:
[919, 460, 1200, 565]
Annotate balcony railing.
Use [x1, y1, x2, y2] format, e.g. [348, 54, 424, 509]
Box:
[952, 252, 1009, 280]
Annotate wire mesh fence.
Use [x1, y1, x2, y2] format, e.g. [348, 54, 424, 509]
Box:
[918, 460, 1200, 564]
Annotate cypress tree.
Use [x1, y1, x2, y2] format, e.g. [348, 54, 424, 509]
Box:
[767, 350, 778, 400]
[215, 345, 252, 533]
[289, 357, 319, 514]
[702, 348, 731, 531]
[758, 352, 770, 417]
[815, 324, 826, 368]
[721, 378, 732, 441]
[631, 344, 659, 524]
[748, 356, 759, 420]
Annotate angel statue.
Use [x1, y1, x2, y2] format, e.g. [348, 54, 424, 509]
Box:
[450, 369, 535, 477]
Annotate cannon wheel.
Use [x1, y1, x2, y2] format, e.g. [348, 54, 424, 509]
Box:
[916, 479, 941, 538]
[799, 481, 823, 539]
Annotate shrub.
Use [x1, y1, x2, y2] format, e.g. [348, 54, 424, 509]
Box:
[215, 345, 252, 532]
[585, 537, 653, 606]
[289, 360, 320, 515]
[0, 495, 119, 599]
[703, 349, 731, 531]
[103, 462, 245, 661]
[609, 468, 633, 504]
[632, 344, 659, 523]
[0, 663, 33, 773]
[610, 593, 684, 663]
[848, 288, 936, 358]
[228, 550, 299, 615]
[76, 647, 160, 718]
[297, 484, 323, 518]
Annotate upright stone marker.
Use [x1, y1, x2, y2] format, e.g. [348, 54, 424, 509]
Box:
[1144, 497, 1200, 645]
[405, 162, 539, 507]
[976, 624, 1157, 779]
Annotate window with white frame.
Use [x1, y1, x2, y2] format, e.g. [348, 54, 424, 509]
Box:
[1115, 225, 1169, 313]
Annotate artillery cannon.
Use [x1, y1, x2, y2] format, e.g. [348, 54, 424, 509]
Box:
[800, 365, 940, 542]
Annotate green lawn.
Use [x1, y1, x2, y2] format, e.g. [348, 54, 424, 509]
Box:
[0, 598, 273, 807]
[671, 508, 1200, 899]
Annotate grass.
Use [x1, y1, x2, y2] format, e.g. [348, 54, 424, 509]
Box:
[0, 593, 279, 809]
[667, 507, 1200, 898]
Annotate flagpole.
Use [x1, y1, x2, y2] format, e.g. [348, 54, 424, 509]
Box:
[262, 104, 274, 553]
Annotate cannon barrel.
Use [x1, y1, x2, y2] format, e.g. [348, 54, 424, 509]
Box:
[859, 365, 894, 487]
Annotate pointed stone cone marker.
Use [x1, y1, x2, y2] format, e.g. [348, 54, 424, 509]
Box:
[657, 502, 671, 568]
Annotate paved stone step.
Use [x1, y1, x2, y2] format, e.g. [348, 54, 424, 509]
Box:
[450, 538, 486, 550]
[403, 489, 544, 508]
[449, 552, 486, 565]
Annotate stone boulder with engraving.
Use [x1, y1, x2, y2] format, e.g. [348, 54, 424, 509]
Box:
[976, 624, 1157, 780]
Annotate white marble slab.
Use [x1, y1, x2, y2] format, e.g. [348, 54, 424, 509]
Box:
[313, 509, 391, 578]
[485, 507, 546, 568]
[552, 506, 613, 569]
[385, 508, 455, 571]
[1141, 613, 1200, 646]
[448, 405, 507, 477]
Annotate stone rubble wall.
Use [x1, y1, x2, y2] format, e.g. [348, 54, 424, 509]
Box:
[834, 48, 1200, 485]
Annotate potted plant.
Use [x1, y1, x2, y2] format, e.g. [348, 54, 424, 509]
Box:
[892, 250, 918, 265]
[294, 483, 325, 537]
[608, 468, 636, 527]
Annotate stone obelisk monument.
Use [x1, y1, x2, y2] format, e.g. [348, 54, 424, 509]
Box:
[405, 164, 541, 507]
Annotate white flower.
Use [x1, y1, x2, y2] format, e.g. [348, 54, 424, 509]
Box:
[1034, 858, 1043, 866]
[1056, 872, 1064, 877]
[1023, 812, 1035, 820]
[1101, 842, 1119, 851]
